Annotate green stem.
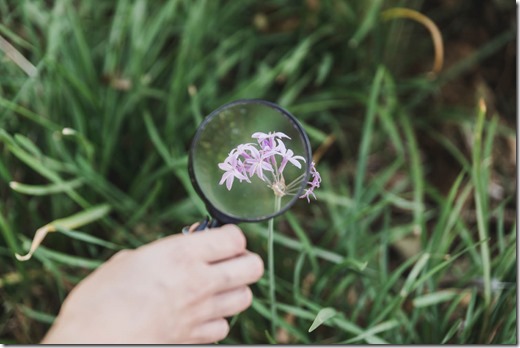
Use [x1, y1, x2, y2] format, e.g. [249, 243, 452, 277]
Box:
[473, 101, 492, 342]
[268, 195, 282, 339]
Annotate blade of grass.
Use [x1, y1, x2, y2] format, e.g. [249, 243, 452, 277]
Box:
[354, 66, 386, 205]
[126, 180, 163, 227]
[441, 319, 462, 344]
[0, 207, 25, 275]
[31, 243, 103, 269]
[296, 296, 389, 343]
[400, 252, 430, 297]
[427, 172, 465, 255]
[1, 130, 90, 208]
[0, 97, 59, 130]
[247, 223, 369, 269]
[412, 289, 458, 308]
[308, 307, 337, 332]
[400, 111, 425, 244]
[251, 299, 309, 343]
[292, 251, 306, 305]
[18, 305, 55, 325]
[286, 212, 319, 274]
[16, 204, 111, 261]
[344, 319, 399, 344]
[143, 111, 175, 168]
[56, 226, 122, 250]
[472, 100, 491, 309]
[9, 178, 84, 196]
[349, 0, 383, 47]
[350, 66, 386, 254]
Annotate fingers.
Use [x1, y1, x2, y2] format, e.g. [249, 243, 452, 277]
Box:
[193, 286, 252, 322]
[189, 224, 247, 263]
[186, 318, 230, 344]
[186, 287, 253, 343]
[209, 252, 264, 293]
[212, 286, 253, 318]
[158, 224, 246, 264]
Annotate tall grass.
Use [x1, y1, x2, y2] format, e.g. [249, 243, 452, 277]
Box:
[0, 0, 516, 344]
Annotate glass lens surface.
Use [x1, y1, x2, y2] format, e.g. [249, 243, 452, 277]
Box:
[191, 100, 311, 222]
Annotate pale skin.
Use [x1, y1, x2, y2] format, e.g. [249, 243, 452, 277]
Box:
[41, 224, 264, 344]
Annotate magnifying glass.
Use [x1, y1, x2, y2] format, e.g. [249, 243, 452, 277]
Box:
[184, 99, 312, 233]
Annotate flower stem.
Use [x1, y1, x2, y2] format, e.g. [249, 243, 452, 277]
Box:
[268, 195, 282, 338]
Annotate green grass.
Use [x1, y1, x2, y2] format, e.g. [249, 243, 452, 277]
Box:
[0, 0, 516, 344]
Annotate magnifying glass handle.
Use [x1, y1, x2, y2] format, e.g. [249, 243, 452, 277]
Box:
[182, 216, 222, 234]
[195, 216, 222, 231]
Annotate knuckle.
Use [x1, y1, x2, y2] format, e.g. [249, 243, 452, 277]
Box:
[156, 233, 194, 261]
[185, 268, 212, 303]
[217, 267, 234, 289]
[172, 237, 192, 258]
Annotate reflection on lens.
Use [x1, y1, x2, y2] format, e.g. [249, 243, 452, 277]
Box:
[190, 100, 311, 222]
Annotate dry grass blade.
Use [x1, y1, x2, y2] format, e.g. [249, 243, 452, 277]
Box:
[0, 34, 37, 77]
[382, 7, 444, 76]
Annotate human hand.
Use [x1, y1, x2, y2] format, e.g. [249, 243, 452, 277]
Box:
[41, 224, 264, 344]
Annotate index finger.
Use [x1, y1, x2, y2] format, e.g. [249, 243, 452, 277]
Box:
[182, 224, 247, 263]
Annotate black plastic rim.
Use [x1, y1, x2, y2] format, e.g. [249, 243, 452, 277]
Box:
[188, 99, 312, 224]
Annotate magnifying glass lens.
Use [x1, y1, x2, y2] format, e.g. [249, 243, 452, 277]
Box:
[190, 100, 311, 223]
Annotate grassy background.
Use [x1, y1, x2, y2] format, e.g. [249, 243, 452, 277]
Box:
[0, 0, 516, 344]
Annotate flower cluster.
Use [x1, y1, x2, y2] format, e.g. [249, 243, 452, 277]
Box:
[299, 162, 321, 202]
[218, 131, 320, 201]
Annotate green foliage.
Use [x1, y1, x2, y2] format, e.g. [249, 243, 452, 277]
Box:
[0, 0, 516, 344]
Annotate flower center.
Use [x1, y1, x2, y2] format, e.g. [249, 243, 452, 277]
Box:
[270, 178, 286, 197]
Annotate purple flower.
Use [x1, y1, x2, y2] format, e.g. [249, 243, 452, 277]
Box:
[299, 188, 317, 203]
[309, 162, 321, 187]
[275, 139, 306, 172]
[251, 131, 290, 142]
[299, 162, 321, 202]
[231, 143, 256, 159]
[252, 131, 290, 151]
[218, 156, 249, 190]
[218, 131, 321, 201]
[245, 149, 274, 180]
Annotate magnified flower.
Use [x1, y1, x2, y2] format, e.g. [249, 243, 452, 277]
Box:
[231, 143, 256, 159]
[218, 156, 249, 190]
[252, 131, 290, 151]
[275, 139, 305, 173]
[245, 151, 274, 180]
[251, 131, 290, 142]
[218, 131, 320, 202]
